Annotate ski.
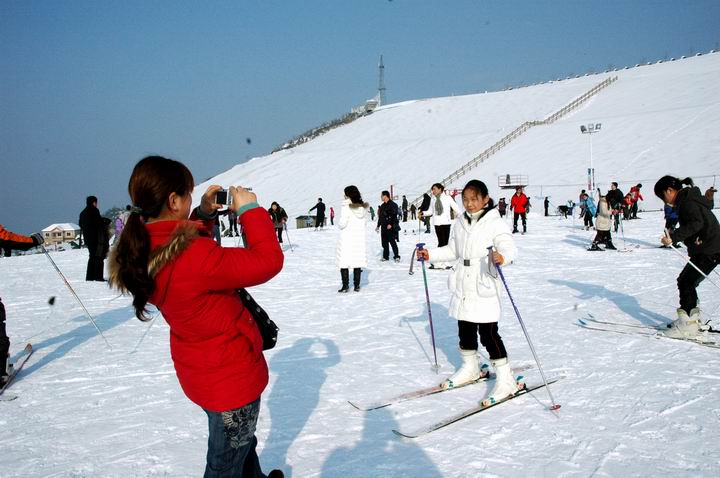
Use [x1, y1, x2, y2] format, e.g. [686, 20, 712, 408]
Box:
[0, 343, 33, 401]
[577, 319, 720, 348]
[408, 248, 417, 275]
[583, 313, 719, 334]
[349, 363, 534, 411]
[392, 376, 564, 438]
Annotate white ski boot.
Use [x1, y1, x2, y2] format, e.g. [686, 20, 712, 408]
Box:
[441, 349, 487, 390]
[481, 358, 523, 406]
[664, 308, 703, 339]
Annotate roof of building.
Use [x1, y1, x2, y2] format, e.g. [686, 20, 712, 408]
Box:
[42, 223, 81, 232]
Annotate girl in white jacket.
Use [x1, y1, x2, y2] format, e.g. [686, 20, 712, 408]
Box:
[417, 179, 520, 406]
[336, 185, 369, 292]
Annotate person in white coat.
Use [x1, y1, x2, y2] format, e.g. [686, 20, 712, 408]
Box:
[417, 179, 521, 407]
[336, 185, 369, 292]
[422, 183, 461, 269]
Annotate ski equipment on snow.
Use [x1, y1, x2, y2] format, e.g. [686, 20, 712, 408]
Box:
[416, 243, 439, 371]
[348, 363, 535, 411]
[392, 375, 565, 438]
[490, 246, 561, 411]
[577, 317, 720, 348]
[0, 343, 33, 401]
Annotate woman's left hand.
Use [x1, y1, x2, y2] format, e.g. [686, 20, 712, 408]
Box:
[661, 235, 672, 246]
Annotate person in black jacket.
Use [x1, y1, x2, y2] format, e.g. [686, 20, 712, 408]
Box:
[309, 198, 326, 230]
[79, 195, 110, 281]
[419, 193, 432, 233]
[268, 202, 288, 243]
[376, 191, 401, 262]
[0, 225, 43, 385]
[606, 182, 624, 232]
[655, 176, 719, 338]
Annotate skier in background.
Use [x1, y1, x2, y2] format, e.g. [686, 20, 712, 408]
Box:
[497, 198, 507, 218]
[369, 206, 375, 222]
[544, 197, 550, 216]
[655, 176, 719, 338]
[309, 198, 326, 230]
[510, 187, 529, 234]
[579, 193, 596, 230]
[410, 203, 417, 221]
[417, 180, 520, 406]
[79, 195, 111, 281]
[629, 183, 644, 219]
[268, 202, 288, 244]
[0, 225, 43, 385]
[587, 194, 616, 251]
[606, 182, 624, 232]
[401, 195, 409, 222]
[376, 190, 401, 262]
[335, 186, 369, 292]
[423, 183, 461, 269]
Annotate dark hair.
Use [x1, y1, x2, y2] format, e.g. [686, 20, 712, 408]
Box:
[462, 180, 494, 209]
[110, 156, 194, 321]
[125, 205, 131, 211]
[318, 198, 323, 202]
[653, 176, 693, 200]
[432, 183, 444, 192]
[86, 196, 98, 206]
[381, 190, 391, 199]
[612, 182, 618, 188]
[344, 185, 364, 205]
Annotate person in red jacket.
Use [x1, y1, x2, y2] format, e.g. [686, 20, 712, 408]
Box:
[510, 187, 529, 234]
[629, 183, 644, 219]
[0, 225, 44, 385]
[109, 156, 284, 478]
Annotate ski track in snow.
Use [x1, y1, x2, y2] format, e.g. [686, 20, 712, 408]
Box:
[1, 210, 720, 477]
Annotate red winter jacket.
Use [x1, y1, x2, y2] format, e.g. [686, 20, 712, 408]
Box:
[629, 186, 644, 204]
[146, 207, 283, 412]
[510, 193, 529, 214]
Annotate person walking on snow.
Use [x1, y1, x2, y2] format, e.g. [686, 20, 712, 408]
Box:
[309, 198, 326, 230]
[606, 182, 624, 232]
[401, 195, 409, 222]
[329, 207, 335, 226]
[0, 225, 44, 386]
[423, 183, 461, 269]
[497, 198, 507, 218]
[79, 195, 111, 281]
[109, 156, 284, 477]
[417, 180, 520, 406]
[655, 176, 719, 338]
[376, 191, 401, 262]
[587, 194, 617, 251]
[510, 187, 529, 234]
[544, 197, 550, 217]
[336, 186, 369, 292]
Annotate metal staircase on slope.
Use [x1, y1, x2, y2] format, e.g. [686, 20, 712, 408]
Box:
[411, 76, 618, 206]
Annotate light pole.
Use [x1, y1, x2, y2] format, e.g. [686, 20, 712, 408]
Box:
[580, 123, 602, 195]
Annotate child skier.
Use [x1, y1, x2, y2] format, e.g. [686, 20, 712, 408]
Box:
[417, 180, 519, 406]
[655, 176, 719, 338]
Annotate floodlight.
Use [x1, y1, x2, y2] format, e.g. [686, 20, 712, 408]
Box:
[580, 125, 587, 133]
[595, 123, 602, 130]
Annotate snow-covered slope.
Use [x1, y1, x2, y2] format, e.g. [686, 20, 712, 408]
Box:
[196, 53, 720, 217]
[2, 212, 720, 476]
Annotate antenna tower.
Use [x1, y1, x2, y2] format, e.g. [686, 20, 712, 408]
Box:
[378, 55, 386, 105]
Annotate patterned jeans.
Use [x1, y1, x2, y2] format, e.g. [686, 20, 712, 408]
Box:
[204, 398, 265, 478]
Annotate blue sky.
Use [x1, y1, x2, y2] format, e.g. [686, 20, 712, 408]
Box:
[1, 0, 718, 233]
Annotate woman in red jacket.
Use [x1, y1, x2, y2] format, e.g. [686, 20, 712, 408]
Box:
[109, 156, 284, 478]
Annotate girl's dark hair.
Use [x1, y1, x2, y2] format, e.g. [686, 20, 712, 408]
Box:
[344, 185, 364, 205]
[653, 176, 693, 200]
[432, 183, 445, 192]
[270, 201, 280, 209]
[462, 180, 494, 209]
[110, 156, 194, 321]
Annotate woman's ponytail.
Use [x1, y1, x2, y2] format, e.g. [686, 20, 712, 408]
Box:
[654, 175, 694, 200]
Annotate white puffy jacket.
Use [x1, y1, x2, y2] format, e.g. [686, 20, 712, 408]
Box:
[336, 199, 368, 268]
[425, 193, 461, 227]
[427, 207, 517, 324]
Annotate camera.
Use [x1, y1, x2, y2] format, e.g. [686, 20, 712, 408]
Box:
[215, 189, 232, 206]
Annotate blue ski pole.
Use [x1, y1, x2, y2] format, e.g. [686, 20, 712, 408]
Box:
[416, 243, 440, 371]
[488, 246, 560, 411]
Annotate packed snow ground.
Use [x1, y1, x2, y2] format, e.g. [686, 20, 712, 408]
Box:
[2, 208, 720, 477]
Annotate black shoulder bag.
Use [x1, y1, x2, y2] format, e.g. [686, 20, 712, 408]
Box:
[237, 289, 279, 350]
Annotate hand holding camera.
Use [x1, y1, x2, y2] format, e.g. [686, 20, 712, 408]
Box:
[229, 186, 256, 211]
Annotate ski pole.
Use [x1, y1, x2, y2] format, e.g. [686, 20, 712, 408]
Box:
[488, 246, 560, 411]
[39, 245, 113, 350]
[416, 243, 439, 371]
[665, 230, 720, 289]
[131, 313, 158, 354]
[284, 223, 293, 252]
